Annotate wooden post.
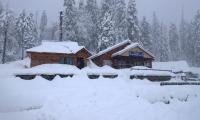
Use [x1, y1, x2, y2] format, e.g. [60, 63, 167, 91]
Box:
[59, 11, 63, 41]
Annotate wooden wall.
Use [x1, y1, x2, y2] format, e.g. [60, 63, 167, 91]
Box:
[92, 44, 154, 68]
[28, 48, 91, 67]
[92, 43, 130, 67]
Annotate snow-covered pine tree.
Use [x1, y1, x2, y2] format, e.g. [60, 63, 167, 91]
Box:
[24, 13, 39, 48]
[191, 10, 200, 66]
[127, 0, 140, 43]
[63, 0, 78, 42]
[15, 10, 38, 60]
[0, 7, 16, 63]
[151, 12, 161, 61]
[101, 0, 114, 17]
[169, 23, 181, 61]
[76, 0, 88, 46]
[0, 0, 3, 15]
[113, 0, 127, 43]
[97, 0, 115, 51]
[98, 10, 115, 51]
[39, 10, 47, 41]
[15, 10, 26, 60]
[184, 23, 195, 65]
[45, 22, 59, 40]
[140, 17, 152, 51]
[179, 9, 188, 59]
[85, 0, 99, 51]
[0, 0, 4, 62]
[159, 24, 170, 62]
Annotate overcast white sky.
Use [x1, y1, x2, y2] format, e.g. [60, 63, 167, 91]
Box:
[2, 0, 200, 25]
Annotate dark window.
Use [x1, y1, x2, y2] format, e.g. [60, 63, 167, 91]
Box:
[59, 57, 65, 64]
[66, 57, 73, 65]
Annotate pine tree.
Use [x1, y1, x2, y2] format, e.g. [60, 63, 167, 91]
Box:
[127, 0, 140, 43]
[15, 10, 38, 60]
[76, 0, 88, 46]
[184, 23, 195, 65]
[113, 0, 127, 43]
[191, 10, 200, 66]
[85, 0, 99, 51]
[151, 13, 161, 61]
[169, 23, 181, 61]
[101, 0, 114, 17]
[0, 0, 3, 15]
[140, 17, 152, 51]
[63, 0, 78, 42]
[39, 10, 47, 41]
[98, 10, 115, 51]
[0, 8, 16, 63]
[179, 9, 188, 59]
[160, 24, 170, 62]
[24, 13, 39, 48]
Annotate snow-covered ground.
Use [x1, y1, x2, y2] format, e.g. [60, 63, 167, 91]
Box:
[0, 59, 200, 120]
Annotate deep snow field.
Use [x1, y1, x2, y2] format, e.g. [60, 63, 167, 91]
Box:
[0, 59, 200, 120]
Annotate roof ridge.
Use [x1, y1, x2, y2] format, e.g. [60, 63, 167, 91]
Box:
[112, 43, 155, 58]
[89, 40, 131, 59]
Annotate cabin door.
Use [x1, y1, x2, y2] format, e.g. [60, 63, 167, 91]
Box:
[77, 58, 85, 69]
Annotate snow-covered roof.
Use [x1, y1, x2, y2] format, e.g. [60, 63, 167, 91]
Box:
[112, 43, 155, 58]
[27, 40, 86, 54]
[89, 40, 131, 59]
[152, 61, 190, 72]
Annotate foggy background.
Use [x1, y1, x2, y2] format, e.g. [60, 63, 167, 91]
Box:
[2, 0, 200, 24]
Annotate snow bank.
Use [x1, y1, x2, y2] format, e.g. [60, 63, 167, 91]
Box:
[15, 64, 81, 75]
[153, 61, 190, 72]
[0, 58, 30, 78]
[1, 76, 200, 120]
[83, 65, 119, 75]
[1, 60, 200, 120]
[131, 66, 174, 76]
[190, 67, 200, 75]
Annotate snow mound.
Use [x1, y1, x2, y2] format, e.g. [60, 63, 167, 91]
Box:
[16, 64, 80, 75]
[153, 61, 190, 72]
[131, 69, 174, 76]
[131, 66, 151, 70]
[83, 65, 118, 75]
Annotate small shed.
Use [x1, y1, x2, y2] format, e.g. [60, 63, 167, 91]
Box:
[27, 41, 91, 69]
[90, 40, 154, 69]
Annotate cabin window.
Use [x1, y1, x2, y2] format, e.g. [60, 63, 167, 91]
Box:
[66, 57, 73, 65]
[59, 57, 65, 64]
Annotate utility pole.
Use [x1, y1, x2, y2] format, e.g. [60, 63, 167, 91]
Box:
[59, 11, 63, 41]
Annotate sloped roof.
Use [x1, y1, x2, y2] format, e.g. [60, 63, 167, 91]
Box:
[27, 40, 88, 54]
[90, 40, 131, 59]
[112, 43, 155, 58]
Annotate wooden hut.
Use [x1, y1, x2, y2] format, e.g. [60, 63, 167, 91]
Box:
[27, 41, 91, 69]
[90, 40, 154, 69]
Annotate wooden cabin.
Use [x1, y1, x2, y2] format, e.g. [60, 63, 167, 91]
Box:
[27, 41, 91, 69]
[90, 40, 154, 69]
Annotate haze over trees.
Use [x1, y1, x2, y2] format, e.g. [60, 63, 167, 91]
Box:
[0, 0, 199, 67]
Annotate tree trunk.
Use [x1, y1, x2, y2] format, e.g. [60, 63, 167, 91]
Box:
[2, 29, 7, 64]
